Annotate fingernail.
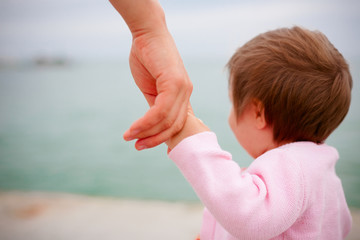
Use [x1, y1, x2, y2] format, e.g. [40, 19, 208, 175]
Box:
[125, 129, 141, 141]
[131, 129, 140, 136]
[137, 145, 147, 151]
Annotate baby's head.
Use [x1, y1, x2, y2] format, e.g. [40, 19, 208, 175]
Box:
[227, 26, 352, 157]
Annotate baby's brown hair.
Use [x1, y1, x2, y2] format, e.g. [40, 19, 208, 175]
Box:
[227, 26, 352, 143]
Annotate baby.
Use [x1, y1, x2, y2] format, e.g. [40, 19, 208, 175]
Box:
[166, 27, 353, 239]
[109, 0, 353, 239]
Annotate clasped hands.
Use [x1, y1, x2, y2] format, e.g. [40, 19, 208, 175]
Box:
[124, 31, 194, 150]
[109, 0, 193, 150]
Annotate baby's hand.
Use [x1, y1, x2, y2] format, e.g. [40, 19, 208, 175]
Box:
[166, 109, 210, 151]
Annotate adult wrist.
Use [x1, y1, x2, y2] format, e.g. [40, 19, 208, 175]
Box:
[129, 1, 167, 38]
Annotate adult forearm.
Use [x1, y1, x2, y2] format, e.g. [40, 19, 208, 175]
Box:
[109, 0, 167, 37]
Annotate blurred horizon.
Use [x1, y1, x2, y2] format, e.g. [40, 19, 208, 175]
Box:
[0, 0, 359, 63]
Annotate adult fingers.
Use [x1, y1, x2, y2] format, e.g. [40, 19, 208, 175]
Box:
[133, 102, 190, 150]
[123, 88, 187, 142]
[125, 70, 192, 140]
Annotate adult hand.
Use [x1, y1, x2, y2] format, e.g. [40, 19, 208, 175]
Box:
[109, 0, 193, 150]
[125, 32, 193, 150]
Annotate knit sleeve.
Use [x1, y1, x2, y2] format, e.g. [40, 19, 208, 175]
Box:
[168, 132, 305, 240]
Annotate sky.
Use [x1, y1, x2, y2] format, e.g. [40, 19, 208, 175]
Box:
[0, 0, 359, 61]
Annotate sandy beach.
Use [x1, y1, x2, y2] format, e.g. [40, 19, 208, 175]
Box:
[0, 191, 359, 240]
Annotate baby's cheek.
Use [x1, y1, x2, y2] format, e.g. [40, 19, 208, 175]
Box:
[228, 110, 236, 132]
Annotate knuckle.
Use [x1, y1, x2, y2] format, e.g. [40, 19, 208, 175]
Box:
[170, 72, 187, 87]
[162, 118, 174, 130]
[158, 108, 168, 120]
[172, 77, 184, 89]
[144, 137, 163, 149]
[172, 122, 183, 134]
[187, 80, 193, 94]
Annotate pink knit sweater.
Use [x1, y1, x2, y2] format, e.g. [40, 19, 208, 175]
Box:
[168, 132, 352, 240]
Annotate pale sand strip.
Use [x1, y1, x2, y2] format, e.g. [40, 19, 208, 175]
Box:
[0, 191, 359, 240]
[0, 191, 203, 240]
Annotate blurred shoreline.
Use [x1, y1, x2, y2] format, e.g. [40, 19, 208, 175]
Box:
[0, 55, 72, 69]
[0, 191, 203, 240]
[0, 191, 359, 240]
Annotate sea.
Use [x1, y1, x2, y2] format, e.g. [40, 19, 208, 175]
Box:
[0, 57, 359, 207]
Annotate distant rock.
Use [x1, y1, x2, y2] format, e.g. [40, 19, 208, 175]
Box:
[33, 56, 70, 67]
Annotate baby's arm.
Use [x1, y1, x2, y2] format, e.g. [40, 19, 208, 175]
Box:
[168, 130, 305, 239]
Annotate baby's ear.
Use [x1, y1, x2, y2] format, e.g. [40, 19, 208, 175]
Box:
[252, 99, 267, 129]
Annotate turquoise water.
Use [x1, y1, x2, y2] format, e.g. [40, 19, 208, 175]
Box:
[0, 59, 359, 207]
